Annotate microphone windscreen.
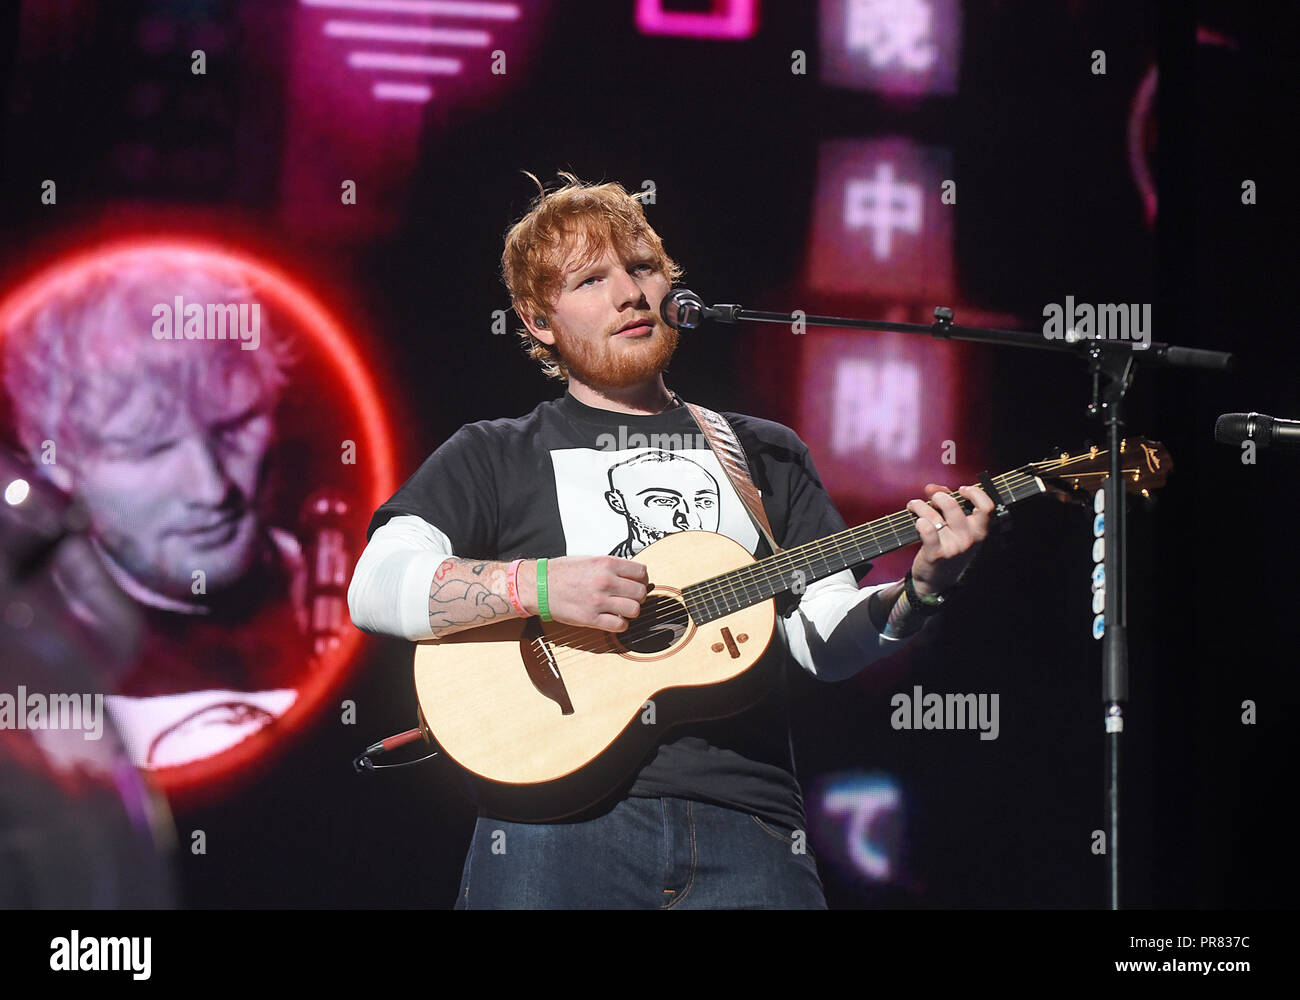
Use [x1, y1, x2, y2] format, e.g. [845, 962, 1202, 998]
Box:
[1164, 346, 1234, 371]
[660, 289, 703, 330]
[1214, 412, 1272, 444]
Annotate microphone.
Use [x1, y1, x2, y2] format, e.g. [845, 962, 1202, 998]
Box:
[1214, 412, 1300, 449]
[660, 288, 705, 330]
[659, 289, 739, 330]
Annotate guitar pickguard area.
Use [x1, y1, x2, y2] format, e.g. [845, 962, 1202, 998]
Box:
[514, 587, 702, 723]
[517, 589, 698, 717]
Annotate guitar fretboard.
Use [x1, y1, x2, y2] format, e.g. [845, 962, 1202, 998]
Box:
[681, 469, 1044, 624]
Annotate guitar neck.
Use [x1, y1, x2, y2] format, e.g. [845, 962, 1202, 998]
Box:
[683, 466, 1046, 623]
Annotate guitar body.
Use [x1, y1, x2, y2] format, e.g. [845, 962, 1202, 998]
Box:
[413, 530, 776, 818]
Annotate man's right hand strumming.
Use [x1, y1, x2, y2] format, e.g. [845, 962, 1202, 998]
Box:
[516, 556, 650, 633]
[428, 555, 650, 638]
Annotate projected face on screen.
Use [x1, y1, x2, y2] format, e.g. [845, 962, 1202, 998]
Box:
[68, 320, 279, 607]
[0, 241, 395, 804]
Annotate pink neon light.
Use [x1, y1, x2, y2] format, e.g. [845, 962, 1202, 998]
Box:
[635, 0, 758, 40]
[303, 0, 518, 17]
[1195, 25, 1238, 49]
[323, 20, 491, 45]
[1126, 64, 1157, 227]
[373, 81, 434, 101]
[347, 51, 462, 73]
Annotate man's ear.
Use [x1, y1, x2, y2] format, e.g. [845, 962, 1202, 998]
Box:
[521, 309, 556, 347]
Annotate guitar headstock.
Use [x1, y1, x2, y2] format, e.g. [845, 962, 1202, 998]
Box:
[1029, 438, 1172, 504]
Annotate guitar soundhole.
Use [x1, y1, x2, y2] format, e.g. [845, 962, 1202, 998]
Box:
[617, 593, 692, 654]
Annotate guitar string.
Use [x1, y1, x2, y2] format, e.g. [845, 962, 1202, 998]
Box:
[532, 476, 1144, 663]
[526, 469, 1044, 657]
[528, 471, 1040, 662]
[670, 449, 1147, 614]
[522, 462, 1060, 650]
[674, 448, 1141, 613]
[686, 471, 1034, 606]
[522, 449, 1147, 656]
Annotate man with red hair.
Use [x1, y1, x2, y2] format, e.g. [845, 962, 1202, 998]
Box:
[349, 171, 995, 908]
[2, 249, 308, 774]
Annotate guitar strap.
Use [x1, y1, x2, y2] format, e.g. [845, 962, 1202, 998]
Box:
[675, 394, 783, 555]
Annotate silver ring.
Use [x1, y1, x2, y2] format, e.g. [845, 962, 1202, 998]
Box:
[934, 521, 947, 531]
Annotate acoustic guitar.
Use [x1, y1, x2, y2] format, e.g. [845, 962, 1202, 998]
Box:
[412, 438, 1170, 819]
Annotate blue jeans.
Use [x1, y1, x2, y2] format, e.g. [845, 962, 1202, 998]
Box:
[453, 796, 827, 909]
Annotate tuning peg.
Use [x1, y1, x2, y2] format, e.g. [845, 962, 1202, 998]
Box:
[1140, 489, 1157, 513]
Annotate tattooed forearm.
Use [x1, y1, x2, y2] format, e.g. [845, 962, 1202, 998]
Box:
[427, 557, 518, 638]
[868, 580, 925, 640]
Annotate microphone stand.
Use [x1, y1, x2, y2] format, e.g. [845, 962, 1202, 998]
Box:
[675, 298, 1232, 909]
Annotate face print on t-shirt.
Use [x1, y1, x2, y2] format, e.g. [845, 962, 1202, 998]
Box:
[603, 451, 721, 556]
[550, 446, 759, 558]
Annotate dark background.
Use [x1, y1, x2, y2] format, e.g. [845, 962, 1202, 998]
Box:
[0, 0, 1293, 909]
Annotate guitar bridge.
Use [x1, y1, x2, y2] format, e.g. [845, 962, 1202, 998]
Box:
[520, 619, 574, 715]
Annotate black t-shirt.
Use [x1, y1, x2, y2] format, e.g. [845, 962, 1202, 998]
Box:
[366, 390, 853, 830]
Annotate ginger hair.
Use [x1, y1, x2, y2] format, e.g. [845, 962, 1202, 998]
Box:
[500, 171, 683, 381]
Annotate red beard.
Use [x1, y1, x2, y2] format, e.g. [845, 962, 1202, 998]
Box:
[551, 318, 680, 390]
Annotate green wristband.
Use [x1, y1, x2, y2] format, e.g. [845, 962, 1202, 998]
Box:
[536, 558, 552, 622]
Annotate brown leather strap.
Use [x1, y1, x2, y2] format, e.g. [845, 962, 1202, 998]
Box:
[679, 397, 782, 554]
